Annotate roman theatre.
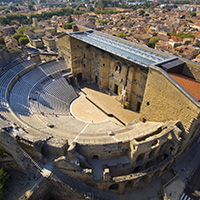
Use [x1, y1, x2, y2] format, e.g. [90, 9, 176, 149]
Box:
[0, 27, 200, 199]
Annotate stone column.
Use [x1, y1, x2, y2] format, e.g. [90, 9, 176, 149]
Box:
[132, 178, 141, 190]
[144, 173, 154, 184]
[118, 182, 126, 194]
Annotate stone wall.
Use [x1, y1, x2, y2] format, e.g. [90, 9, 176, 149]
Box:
[0, 49, 21, 70]
[47, 177, 85, 200]
[53, 156, 94, 184]
[0, 154, 19, 171]
[42, 138, 68, 158]
[0, 129, 39, 175]
[128, 121, 184, 171]
[76, 141, 129, 159]
[60, 35, 148, 111]
[18, 141, 44, 163]
[140, 67, 200, 131]
[56, 34, 72, 68]
[54, 121, 185, 194]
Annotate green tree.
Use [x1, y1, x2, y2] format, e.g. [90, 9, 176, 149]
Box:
[29, 8, 73, 21]
[139, 9, 145, 16]
[173, 4, 177, 8]
[190, 12, 196, 17]
[98, 0, 105, 10]
[88, 17, 95, 21]
[0, 168, 9, 199]
[67, 15, 73, 23]
[13, 33, 24, 41]
[89, 6, 94, 11]
[18, 36, 29, 45]
[4, 9, 10, 14]
[17, 26, 29, 34]
[170, 32, 195, 39]
[9, 5, 18, 12]
[116, 32, 126, 38]
[28, 4, 35, 11]
[98, 19, 109, 25]
[0, 17, 8, 25]
[62, 22, 75, 29]
[147, 37, 159, 48]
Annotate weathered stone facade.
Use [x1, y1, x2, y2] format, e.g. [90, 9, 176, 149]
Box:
[0, 28, 200, 199]
[57, 35, 148, 111]
[55, 30, 200, 194]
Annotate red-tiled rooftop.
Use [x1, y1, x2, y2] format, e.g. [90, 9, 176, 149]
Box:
[169, 73, 200, 102]
[170, 36, 183, 42]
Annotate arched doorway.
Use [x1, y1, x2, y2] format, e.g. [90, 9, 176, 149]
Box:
[93, 155, 99, 159]
[109, 183, 119, 190]
[77, 73, 82, 82]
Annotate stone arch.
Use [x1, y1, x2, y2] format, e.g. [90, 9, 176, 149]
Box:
[115, 62, 122, 73]
[93, 155, 99, 159]
[133, 165, 143, 173]
[109, 183, 119, 190]
[166, 161, 173, 170]
[157, 153, 169, 162]
[166, 140, 175, 155]
[136, 153, 145, 164]
[145, 160, 154, 169]
[125, 181, 132, 189]
[151, 139, 159, 148]
[154, 168, 163, 178]
[148, 148, 156, 159]
[159, 143, 166, 153]
[138, 176, 146, 189]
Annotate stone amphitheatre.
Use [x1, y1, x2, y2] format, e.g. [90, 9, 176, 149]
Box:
[0, 26, 200, 199]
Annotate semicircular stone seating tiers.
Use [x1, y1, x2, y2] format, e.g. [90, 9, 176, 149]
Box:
[0, 58, 164, 145]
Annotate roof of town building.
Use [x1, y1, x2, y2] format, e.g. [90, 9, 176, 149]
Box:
[169, 73, 200, 101]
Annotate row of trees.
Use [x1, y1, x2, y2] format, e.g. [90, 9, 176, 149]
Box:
[0, 7, 125, 26]
[29, 7, 73, 21]
[13, 27, 29, 46]
[0, 7, 73, 25]
[0, 14, 29, 25]
[170, 32, 195, 39]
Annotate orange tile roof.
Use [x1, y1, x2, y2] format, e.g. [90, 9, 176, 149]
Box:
[171, 36, 183, 42]
[195, 23, 200, 27]
[169, 73, 200, 101]
[194, 32, 200, 38]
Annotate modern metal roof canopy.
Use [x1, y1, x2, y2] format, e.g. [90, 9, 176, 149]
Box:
[70, 30, 174, 67]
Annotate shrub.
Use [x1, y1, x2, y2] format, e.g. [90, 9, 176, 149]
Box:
[62, 22, 75, 29]
[18, 36, 29, 45]
[116, 32, 126, 38]
[147, 37, 159, 48]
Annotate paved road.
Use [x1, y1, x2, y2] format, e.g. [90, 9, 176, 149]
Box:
[176, 143, 200, 200]
[173, 142, 200, 183]
[181, 161, 200, 200]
